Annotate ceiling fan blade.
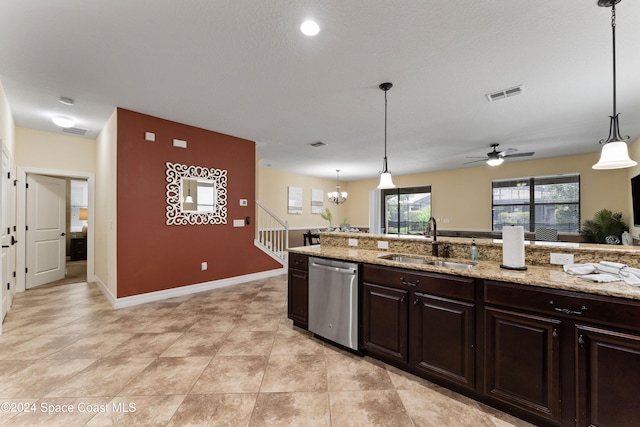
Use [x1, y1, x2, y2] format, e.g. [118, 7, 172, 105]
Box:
[503, 151, 535, 158]
[497, 148, 517, 157]
[463, 158, 489, 165]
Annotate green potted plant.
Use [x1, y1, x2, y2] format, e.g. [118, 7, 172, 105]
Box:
[320, 207, 333, 230]
[581, 209, 629, 244]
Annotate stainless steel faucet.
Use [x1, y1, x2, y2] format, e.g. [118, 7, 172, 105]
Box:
[427, 217, 438, 256]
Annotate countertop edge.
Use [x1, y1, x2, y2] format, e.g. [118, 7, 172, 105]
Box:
[288, 245, 640, 301]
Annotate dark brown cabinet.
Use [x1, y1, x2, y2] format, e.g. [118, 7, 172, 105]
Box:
[411, 292, 475, 389]
[362, 282, 409, 364]
[576, 324, 640, 427]
[70, 237, 87, 261]
[287, 253, 309, 329]
[484, 279, 640, 426]
[362, 264, 476, 390]
[288, 253, 640, 427]
[484, 307, 562, 423]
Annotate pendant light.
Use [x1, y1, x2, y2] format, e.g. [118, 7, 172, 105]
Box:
[328, 169, 348, 204]
[593, 0, 636, 170]
[184, 180, 193, 203]
[377, 82, 396, 189]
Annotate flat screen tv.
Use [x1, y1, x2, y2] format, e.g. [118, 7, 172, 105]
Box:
[632, 174, 640, 226]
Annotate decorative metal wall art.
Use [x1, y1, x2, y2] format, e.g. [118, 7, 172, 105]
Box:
[166, 161, 227, 225]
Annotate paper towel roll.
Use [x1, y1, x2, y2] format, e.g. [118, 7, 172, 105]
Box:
[502, 225, 526, 270]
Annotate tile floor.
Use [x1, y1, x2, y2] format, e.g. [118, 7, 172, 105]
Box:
[0, 271, 534, 426]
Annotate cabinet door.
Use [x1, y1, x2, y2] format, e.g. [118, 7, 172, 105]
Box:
[287, 268, 308, 329]
[362, 282, 409, 364]
[576, 325, 640, 427]
[485, 307, 562, 423]
[410, 292, 475, 389]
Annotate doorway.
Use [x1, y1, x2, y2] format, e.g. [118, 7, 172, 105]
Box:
[15, 167, 94, 294]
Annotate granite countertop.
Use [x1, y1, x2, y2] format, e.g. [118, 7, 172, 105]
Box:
[288, 245, 640, 301]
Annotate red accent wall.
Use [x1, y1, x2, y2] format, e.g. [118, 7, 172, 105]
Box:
[116, 108, 280, 298]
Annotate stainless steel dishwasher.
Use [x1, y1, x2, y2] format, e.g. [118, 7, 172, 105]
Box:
[308, 257, 359, 351]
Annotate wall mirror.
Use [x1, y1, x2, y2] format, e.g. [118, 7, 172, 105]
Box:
[166, 162, 227, 225]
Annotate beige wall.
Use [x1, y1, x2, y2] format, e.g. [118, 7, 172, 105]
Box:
[258, 167, 349, 229]
[15, 127, 96, 172]
[259, 151, 632, 234]
[94, 109, 118, 297]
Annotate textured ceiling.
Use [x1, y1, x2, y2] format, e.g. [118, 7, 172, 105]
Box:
[1, 0, 639, 181]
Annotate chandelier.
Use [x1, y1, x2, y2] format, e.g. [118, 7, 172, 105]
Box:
[328, 169, 347, 204]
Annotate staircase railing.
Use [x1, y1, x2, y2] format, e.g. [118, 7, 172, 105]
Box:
[255, 201, 289, 265]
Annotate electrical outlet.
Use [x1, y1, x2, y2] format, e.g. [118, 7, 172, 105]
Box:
[550, 253, 574, 265]
[378, 241, 389, 250]
[201, 262, 208, 271]
[348, 239, 358, 247]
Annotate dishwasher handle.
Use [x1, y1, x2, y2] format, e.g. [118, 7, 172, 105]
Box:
[310, 262, 357, 275]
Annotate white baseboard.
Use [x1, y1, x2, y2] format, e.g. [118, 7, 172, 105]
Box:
[93, 275, 116, 306]
[100, 268, 286, 309]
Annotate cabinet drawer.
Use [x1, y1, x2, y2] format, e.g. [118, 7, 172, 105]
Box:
[484, 280, 640, 332]
[364, 264, 475, 302]
[289, 253, 309, 270]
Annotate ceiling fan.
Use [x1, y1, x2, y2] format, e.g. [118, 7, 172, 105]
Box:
[464, 143, 535, 166]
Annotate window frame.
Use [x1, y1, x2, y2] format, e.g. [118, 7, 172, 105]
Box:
[381, 185, 432, 235]
[491, 174, 580, 234]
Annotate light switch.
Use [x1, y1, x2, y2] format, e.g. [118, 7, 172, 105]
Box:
[377, 241, 389, 250]
[239, 199, 248, 206]
[145, 132, 155, 141]
[233, 219, 245, 227]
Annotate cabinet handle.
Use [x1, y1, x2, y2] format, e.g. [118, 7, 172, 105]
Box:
[294, 259, 303, 265]
[578, 335, 585, 347]
[400, 277, 419, 287]
[413, 298, 420, 305]
[549, 300, 588, 316]
[400, 295, 406, 303]
[552, 329, 558, 338]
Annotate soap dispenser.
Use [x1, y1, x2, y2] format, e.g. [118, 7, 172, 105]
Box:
[470, 238, 478, 261]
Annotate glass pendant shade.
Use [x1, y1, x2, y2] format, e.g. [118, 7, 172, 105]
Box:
[377, 172, 395, 189]
[593, 141, 637, 169]
[185, 195, 193, 203]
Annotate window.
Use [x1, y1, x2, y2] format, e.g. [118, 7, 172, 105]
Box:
[382, 185, 431, 235]
[196, 181, 216, 212]
[492, 175, 580, 233]
[70, 179, 88, 232]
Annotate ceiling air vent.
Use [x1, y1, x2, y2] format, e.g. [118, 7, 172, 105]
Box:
[62, 127, 88, 136]
[310, 141, 326, 147]
[486, 85, 524, 102]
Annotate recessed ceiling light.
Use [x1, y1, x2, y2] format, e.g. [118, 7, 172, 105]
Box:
[300, 20, 320, 36]
[59, 96, 75, 106]
[52, 116, 75, 128]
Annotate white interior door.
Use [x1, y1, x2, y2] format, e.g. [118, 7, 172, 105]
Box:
[26, 174, 66, 289]
[1, 145, 15, 324]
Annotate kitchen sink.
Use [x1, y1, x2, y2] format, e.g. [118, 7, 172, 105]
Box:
[423, 260, 474, 269]
[379, 254, 474, 269]
[382, 255, 426, 264]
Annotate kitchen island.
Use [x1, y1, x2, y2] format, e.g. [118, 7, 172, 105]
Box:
[287, 232, 640, 427]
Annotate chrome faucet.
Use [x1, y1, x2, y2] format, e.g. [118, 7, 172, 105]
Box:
[426, 217, 438, 256]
